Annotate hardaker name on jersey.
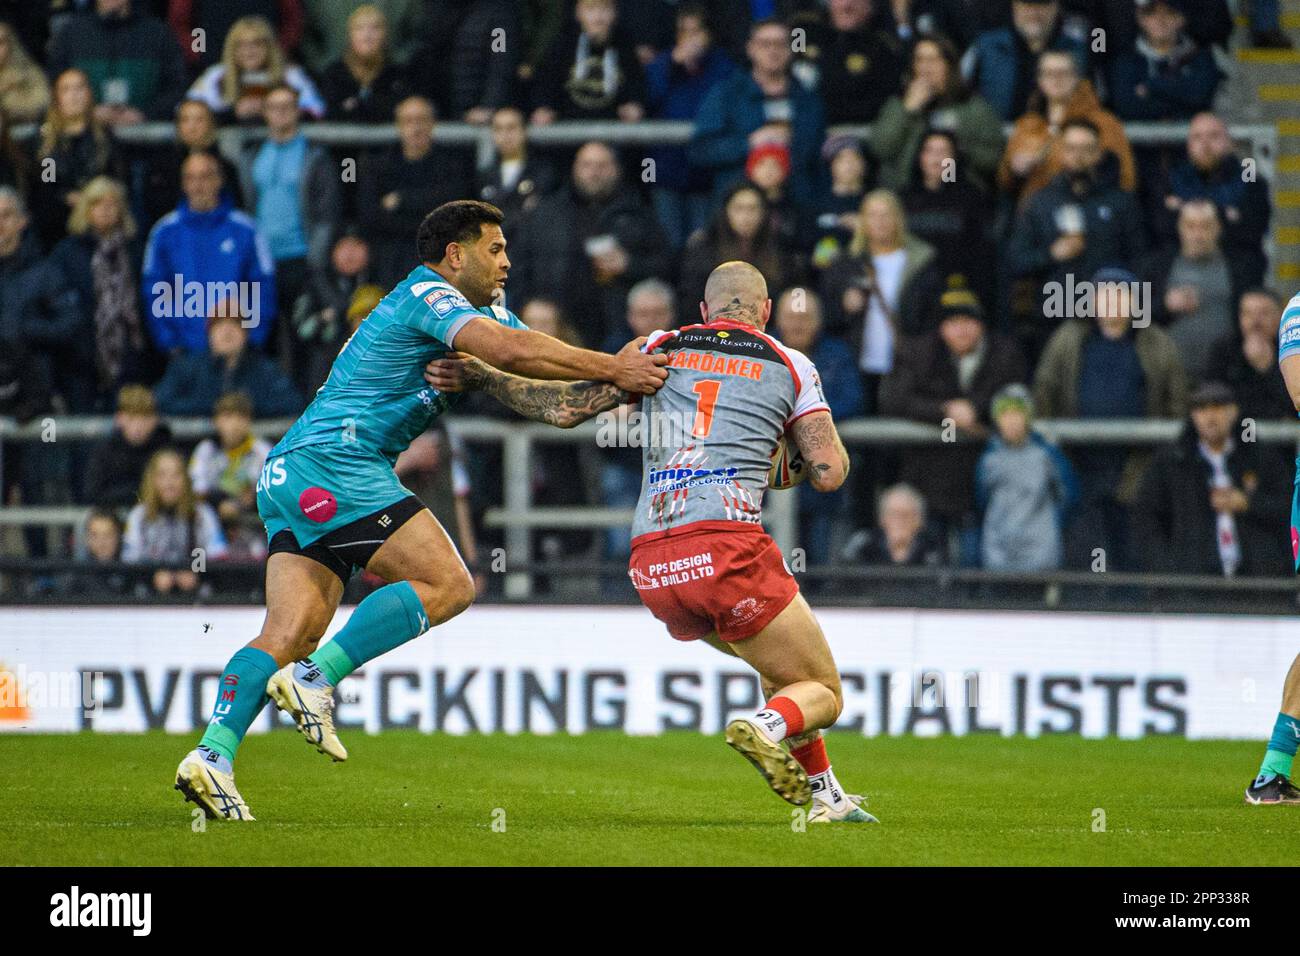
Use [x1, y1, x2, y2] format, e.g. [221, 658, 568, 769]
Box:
[270, 265, 526, 463]
[630, 319, 829, 544]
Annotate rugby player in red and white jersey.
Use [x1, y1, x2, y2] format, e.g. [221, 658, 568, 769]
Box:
[427, 260, 876, 823]
[622, 261, 875, 822]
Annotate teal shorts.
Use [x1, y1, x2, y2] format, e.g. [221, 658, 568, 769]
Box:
[257, 443, 424, 582]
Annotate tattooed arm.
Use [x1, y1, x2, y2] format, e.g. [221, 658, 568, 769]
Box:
[789, 410, 850, 492]
[425, 353, 631, 428]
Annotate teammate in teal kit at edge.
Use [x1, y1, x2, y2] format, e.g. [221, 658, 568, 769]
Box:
[1243, 290, 1300, 805]
[174, 200, 669, 820]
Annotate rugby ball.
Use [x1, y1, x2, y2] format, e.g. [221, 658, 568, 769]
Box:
[768, 435, 807, 490]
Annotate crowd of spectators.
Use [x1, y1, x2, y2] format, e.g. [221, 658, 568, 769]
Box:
[0, 0, 1292, 599]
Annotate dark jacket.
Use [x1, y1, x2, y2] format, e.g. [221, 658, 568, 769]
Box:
[878, 330, 1027, 520]
[412, 0, 518, 118]
[319, 59, 412, 124]
[84, 421, 175, 508]
[1134, 422, 1292, 576]
[529, 20, 645, 120]
[152, 347, 304, 418]
[0, 231, 83, 409]
[358, 144, 473, 287]
[48, 231, 147, 412]
[1155, 155, 1272, 288]
[1033, 319, 1189, 502]
[29, 127, 125, 251]
[644, 44, 736, 191]
[509, 183, 671, 346]
[474, 154, 559, 224]
[1107, 36, 1222, 122]
[46, 6, 187, 120]
[689, 69, 826, 207]
[1007, 168, 1147, 325]
[1203, 334, 1295, 423]
[965, 21, 1090, 121]
[901, 177, 997, 309]
[793, 19, 905, 125]
[818, 236, 945, 345]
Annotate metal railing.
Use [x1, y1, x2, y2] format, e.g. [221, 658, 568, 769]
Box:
[14, 117, 1277, 183]
[3, 414, 1299, 598]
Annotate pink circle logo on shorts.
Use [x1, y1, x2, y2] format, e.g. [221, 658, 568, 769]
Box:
[299, 486, 338, 523]
[1291, 526, 1297, 563]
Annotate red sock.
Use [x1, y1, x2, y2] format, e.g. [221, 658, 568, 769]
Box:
[764, 695, 805, 738]
[789, 736, 831, 776]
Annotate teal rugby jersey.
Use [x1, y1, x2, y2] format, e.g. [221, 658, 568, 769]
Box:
[271, 265, 525, 463]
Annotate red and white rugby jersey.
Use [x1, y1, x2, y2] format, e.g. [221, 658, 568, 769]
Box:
[630, 319, 829, 545]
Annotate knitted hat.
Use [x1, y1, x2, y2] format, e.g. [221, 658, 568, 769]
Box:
[992, 383, 1034, 420]
[746, 142, 791, 181]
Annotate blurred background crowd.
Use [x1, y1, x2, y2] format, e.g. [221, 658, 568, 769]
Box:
[0, 0, 1294, 602]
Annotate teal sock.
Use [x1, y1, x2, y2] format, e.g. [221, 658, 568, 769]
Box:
[1257, 712, 1300, 782]
[197, 647, 279, 763]
[307, 581, 428, 685]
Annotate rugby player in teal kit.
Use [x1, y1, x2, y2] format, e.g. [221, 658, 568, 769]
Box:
[1244, 289, 1300, 805]
[175, 201, 667, 820]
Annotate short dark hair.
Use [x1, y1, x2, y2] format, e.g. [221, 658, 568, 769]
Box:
[416, 200, 505, 265]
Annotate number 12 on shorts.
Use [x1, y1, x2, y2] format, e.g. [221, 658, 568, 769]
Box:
[691, 379, 721, 438]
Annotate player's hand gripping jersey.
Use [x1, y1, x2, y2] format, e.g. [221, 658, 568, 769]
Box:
[630, 318, 830, 545]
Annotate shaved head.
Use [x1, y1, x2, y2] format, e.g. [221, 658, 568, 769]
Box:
[702, 260, 771, 328]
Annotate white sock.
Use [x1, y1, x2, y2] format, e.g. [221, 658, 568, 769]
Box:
[809, 766, 849, 810]
[293, 659, 331, 689]
[746, 708, 789, 744]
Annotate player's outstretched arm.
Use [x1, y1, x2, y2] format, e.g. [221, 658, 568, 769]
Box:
[789, 410, 850, 492]
[454, 319, 668, 395]
[426, 353, 630, 428]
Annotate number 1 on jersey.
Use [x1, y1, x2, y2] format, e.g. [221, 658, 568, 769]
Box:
[691, 379, 722, 438]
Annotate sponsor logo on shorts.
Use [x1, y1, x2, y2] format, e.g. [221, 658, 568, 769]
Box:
[255, 457, 287, 493]
[630, 552, 715, 589]
[729, 596, 767, 626]
[299, 486, 338, 523]
[1292, 526, 1297, 563]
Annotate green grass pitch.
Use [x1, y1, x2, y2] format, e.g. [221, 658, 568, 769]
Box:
[1, 732, 1293, 866]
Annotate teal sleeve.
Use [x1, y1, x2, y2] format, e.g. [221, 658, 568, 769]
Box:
[406, 284, 481, 346]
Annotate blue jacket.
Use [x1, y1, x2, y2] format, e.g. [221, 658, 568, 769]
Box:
[965, 26, 1089, 121]
[1108, 41, 1221, 121]
[809, 333, 864, 421]
[645, 46, 736, 191]
[689, 70, 826, 206]
[153, 347, 304, 418]
[142, 196, 277, 352]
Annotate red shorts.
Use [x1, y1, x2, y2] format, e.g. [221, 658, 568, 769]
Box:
[628, 522, 799, 643]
